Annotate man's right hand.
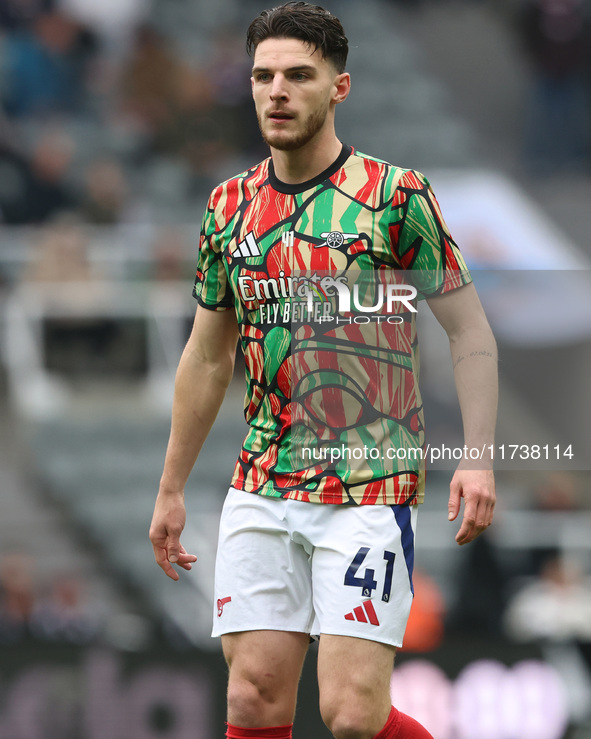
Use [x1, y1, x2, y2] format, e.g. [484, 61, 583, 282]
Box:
[149, 490, 197, 581]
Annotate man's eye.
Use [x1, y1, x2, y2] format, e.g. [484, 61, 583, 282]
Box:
[257, 74, 271, 82]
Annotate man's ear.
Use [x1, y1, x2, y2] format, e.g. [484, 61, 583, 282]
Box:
[333, 72, 351, 105]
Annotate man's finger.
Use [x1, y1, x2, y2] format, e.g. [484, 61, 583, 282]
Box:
[178, 545, 197, 560]
[448, 482, 461, 522]
[166, 529, 183, 563]
[154, 546, 180, 581]
[455, 498, 478, 545]
[176, 547, 198, 571]
[456, 497, 494, 545]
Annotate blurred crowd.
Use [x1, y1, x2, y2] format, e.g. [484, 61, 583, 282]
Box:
[0, 552, 154, 650]
[517, 0, 591, 173]
[0, 0, 264, 245]
[0, 555, 104, 645]
[391, 0, 591, 173]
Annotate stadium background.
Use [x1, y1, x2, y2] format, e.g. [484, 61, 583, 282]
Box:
[1, 0, 591, 736]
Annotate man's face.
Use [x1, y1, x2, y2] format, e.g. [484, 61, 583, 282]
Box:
[251, 37, 346, 152]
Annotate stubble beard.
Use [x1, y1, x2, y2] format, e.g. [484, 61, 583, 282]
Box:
[258, 102, 330, 152]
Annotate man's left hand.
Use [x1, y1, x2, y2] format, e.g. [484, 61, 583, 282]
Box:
[448, 469, 496, 545]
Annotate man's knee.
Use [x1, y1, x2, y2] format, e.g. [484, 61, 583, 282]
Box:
[320, 690, 386, 739]
[227, 672, 280, 725]
[223, 631, 309, 726]
[318, 636, 395, 738]
[321, 709, 376, 739]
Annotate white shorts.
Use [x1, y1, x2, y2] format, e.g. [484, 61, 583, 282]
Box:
[212, 488, 418, 648]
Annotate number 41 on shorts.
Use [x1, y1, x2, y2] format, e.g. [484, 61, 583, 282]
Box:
[344, 547, 396, 602]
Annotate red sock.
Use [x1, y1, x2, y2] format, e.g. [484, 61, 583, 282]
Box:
[373, 706, 434, 739]
[225, 723, 293, 739]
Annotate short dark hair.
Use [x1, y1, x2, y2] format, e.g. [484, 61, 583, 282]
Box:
[246, 2, 348, 73]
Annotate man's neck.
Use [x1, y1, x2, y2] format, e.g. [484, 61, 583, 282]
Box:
[270, 135, 343, 185]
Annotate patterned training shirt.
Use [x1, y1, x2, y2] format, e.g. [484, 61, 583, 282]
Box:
[193, 144, 471, 505]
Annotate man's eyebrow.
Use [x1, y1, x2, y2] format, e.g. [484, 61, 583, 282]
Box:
[252, 64, 317, 75]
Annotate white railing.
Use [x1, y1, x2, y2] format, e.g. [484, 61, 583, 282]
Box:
[1, 281, 196, 418]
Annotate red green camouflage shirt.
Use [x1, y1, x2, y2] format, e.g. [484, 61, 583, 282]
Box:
[193, 144, 471, 505]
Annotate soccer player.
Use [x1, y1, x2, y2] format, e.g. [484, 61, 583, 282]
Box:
[149, 3, 497, 738]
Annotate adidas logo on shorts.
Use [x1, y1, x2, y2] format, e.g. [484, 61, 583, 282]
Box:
[344, 600, 380, 626]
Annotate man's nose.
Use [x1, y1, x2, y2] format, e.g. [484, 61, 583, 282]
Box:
[269, 74, 288, 100]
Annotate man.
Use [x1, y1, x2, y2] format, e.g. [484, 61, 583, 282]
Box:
[149, 4, 497, 739]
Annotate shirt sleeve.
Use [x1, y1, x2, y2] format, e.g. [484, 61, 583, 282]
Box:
[389, 169, 472, 297]
[192, 194, 234, 311]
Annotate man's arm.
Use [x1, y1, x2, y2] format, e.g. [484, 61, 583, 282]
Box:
[149, 305, 239, 579]
[426, 282, 498, 546]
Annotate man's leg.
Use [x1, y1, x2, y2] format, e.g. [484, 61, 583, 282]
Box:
[222, 630, 309, 734]
[317, 635, 434, 739]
